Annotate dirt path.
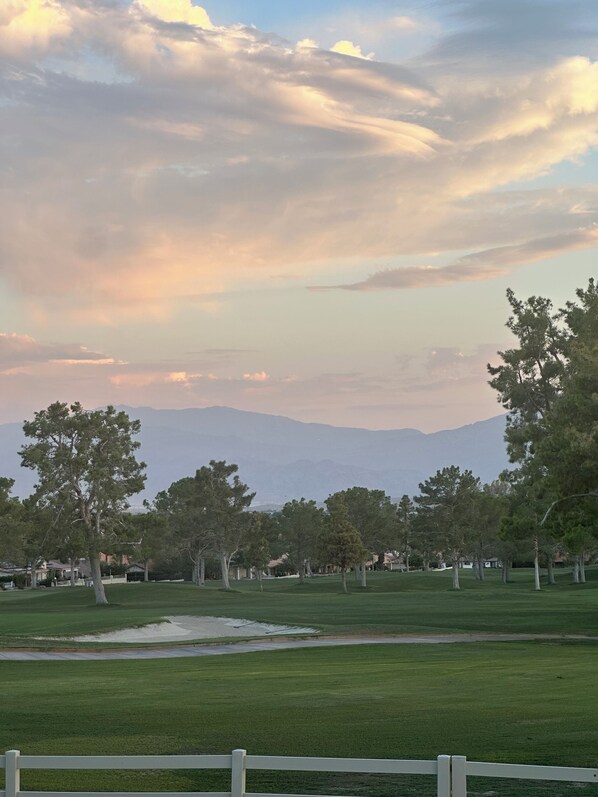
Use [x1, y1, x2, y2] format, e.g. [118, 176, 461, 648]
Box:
[1, 633, 595, 661]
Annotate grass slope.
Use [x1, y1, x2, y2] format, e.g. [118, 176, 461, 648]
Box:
[2, 642, 598, 796]
[1, 568, 598, 647]
[3, 573, 598, 796]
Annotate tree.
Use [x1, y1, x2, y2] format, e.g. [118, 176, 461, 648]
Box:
[119, 510, 168, 582]
[279, 498, 324, 583]
[481, 478, 515, 584]
[320, 512, 367, 593]
[396, 495, 415, 572]
[538, 281, 598, 499]
[500, 463, 558, 591]
[326, 487, 396, 587]
[414, 466, 481, 590]
[20, 499, 60, 588]
[154, 462, 254, 589]
[239, 512, 273, 591]
[0, 478, 26, 567]
[489, 280, 598, 497]
[153, 476, 210, 585]
[20, 402, 146, 605]
[196, 461, 254, 590]
[411, 507, 438, 571]
[468, 485, 505, 581]
[488, 288, 566, 464]
[489, 280, 598, 568]
[555, 502, 598, 584]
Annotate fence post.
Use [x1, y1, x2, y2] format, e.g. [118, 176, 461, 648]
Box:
[231, 749, 246, 797]
[6, 750, 20, 797]
[451, 755, 467, 797]
[437, 755, 451, 797]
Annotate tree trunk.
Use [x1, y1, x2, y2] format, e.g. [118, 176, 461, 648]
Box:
[405, 554, 410, 573]
[423, 557, 430, 572]
[360, 562, 367, 588]
[580, 554, 586, 583]
[258, 569, 263, 592]
[298, 560, 305, 584]
[70, 557, 76, 587]
[502, 558, 510, 584]
[451, 557, 460, 590]
[30, 563, 38, 589]
[572, 557, 580, 583]
[89, 554, 108, 605]
[341, 568, 347, 593]
[306, 560, 313, 578]
[199, 558, 205, 586]
[192, 558, 200, 585]
[144, 560, 149, 582]
[220, 553, 231, 590]
[546, 557, 555, 585]
[475, 556, 482, 580]
[533, 537, 541, 591]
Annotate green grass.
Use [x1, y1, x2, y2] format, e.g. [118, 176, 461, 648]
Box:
[2, 642, 598, 796]
[3, 572, 598, 796]
[1, 567, 598, 647]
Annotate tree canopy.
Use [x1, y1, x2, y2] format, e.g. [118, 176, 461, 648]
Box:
[278, 498, 323, 583]
[156, 461, 255, 590]
[488, 279, 598, 545]
[414, 466, 481, 590]
[20, 402, 146, 604]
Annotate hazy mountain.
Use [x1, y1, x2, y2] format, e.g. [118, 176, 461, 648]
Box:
[0, 405, 510, 507]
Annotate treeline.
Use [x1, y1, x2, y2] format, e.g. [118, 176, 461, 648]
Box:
[0, 279, 596, 604]
[133, 462, 598, 594]
[1, 455, 596, 601]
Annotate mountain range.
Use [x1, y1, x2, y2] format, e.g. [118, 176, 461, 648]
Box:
[1, 405, 510, 507]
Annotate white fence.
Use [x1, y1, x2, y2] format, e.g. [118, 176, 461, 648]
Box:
[2, 750, 598, 797]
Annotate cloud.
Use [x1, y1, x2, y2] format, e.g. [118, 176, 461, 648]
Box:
[390, 16, 420, 31]
[0, 0, 596, 319]
[135, 0, 213, 29]
[331, 40, 372, 60]
[313, 228, 598, 291]
[296, 38, 318, 50]
[389, 343, 506, 396]
[0, 0, 71, 58]
[0, 331, 128, 422]
[427, 0, 598, 72]
[202, 348, 255, 355]
[0, 328, 506, 431]
[0, 332, 117, 367]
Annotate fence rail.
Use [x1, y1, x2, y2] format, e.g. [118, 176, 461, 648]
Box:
[2, 749, 597, 797]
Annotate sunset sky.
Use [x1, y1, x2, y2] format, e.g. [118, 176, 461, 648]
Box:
[0, 0, 596, 431]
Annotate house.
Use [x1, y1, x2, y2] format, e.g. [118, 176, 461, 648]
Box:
[45, 560, 81, 582]
[126, 563, 147, 582]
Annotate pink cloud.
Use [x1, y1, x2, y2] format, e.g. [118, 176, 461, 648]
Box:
[311, 228, 598, 291]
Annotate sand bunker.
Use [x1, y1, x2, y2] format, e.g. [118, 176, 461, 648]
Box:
[41, 615, 318, 643]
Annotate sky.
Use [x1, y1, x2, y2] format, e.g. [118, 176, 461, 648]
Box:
[0, 0, 597, 432]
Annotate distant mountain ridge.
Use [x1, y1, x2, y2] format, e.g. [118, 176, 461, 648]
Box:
[1, 405, 510, 507]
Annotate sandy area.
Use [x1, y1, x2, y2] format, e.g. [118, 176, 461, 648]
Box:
[40, 615, 318, 643]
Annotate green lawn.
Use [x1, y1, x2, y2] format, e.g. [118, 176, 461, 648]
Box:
[2, 641, 598, 796]
[1, 567, 598, 647]
[3, 572, 598, 796]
